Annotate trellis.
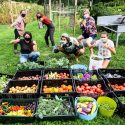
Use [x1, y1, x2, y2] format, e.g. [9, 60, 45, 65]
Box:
[44, 0, 78, 35]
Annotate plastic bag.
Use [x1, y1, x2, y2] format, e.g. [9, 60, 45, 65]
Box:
[89, 55, 103, 70]
[39, 21, 44, 29]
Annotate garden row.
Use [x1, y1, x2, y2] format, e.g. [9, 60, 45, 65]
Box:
[0, 68, 125, 123]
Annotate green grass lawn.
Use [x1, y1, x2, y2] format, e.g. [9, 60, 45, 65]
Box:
[0, 21, 125, 125]
[0, 20, 125, 74]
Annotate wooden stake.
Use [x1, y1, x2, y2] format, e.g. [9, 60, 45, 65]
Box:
[59, 0, 61, 33]
[8, 0, 13, 23]
[49, 0, 52, 20]
[73, 0, 77, 36]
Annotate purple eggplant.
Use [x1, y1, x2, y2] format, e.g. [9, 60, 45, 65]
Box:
[82, 106, 91, 113]
[87, 102, 93, 109]
[80, 111, 87, 115]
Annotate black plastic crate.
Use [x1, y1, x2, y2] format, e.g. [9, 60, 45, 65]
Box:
[99, 69, 125, 79]
[2, 80, 40, 98]
[107, 91, 125, 117]
[0, 98, 37, 123]
[36, 96, 77, 120]
[72, 70, 102, 82]
[105, 78, 125, 92]
[74, 79, 110, 98]
[40, 79, 75, 96]
[13, 70, 43, 81]
[43, 69, 72, 80]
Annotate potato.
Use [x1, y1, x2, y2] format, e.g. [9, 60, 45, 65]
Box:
[24, 86, 28, 89]
[9, 91, 12, 93]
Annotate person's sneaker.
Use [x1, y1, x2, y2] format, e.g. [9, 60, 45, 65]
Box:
[46, 45, 49, 48]
[52, 46, 56, 52]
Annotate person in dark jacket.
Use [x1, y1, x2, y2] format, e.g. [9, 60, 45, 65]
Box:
[10, 31, 40, 63]
[36, 12, 56, 51]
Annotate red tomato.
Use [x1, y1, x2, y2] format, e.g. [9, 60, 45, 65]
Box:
[92, 85, 97, 89]
[95, 88, 102, 93]
[92, 89, 96, 92]
[83, 91, 87, 95]
[86, 86, 91, 90]
[86, 90, 90, 94]
[81, 85, 85, 89]
[77, 87, 82, 93]
[89, 91, 94, 95]
[119, 86, 124, 90]
[84, 83, 88, 87]
[81, 87, 85, 91]
[101, 92, 104, 95]
[123, 83, 125, 87]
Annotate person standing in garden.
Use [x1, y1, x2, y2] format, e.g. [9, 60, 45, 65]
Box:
[36, 12, 56, 52]
[11, 9, 28, 54]
[10, 31, 40, 63]
[77, 9, 97, 53]
[91, 31, 116, 68]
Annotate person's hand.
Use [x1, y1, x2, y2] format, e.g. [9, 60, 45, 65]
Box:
[74, 42, 79, 46]
[82, 20, 86, 27]
[90, 43, 96, 48]
[103, 43, 109, 49]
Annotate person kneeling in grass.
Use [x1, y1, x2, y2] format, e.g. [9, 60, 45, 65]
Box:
[10, 31, 40, 63]
[91, 31, 116, 68]
[54, 33, 85, 62]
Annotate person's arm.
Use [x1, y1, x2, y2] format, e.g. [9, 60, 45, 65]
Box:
[104, 42, 116, 54]
[32, 41, 37, 51]
[39, 17, 44, 22]
[80, 20, 86, 29]
[108, 47, 116, 54]
[105, 45, 116, 54]
[11, 19, 18, 28]
[73, 38, 79, 47]
[11, 17, 23, 31]
[10, 39, 20, 44]
[90, 40, 98, 56]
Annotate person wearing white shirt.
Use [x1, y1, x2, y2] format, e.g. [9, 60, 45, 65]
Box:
[91, 31, 116, 68]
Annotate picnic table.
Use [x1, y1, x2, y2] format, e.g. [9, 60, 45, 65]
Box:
[97, 15, 125, 47]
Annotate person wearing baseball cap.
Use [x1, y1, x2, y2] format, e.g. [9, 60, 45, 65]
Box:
[54, 33, 84, 62]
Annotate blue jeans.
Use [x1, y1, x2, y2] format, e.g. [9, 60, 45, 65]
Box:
[20, 51, 40, 63]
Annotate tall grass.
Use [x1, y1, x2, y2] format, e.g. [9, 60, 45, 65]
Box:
[0, 1, 44, 24]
